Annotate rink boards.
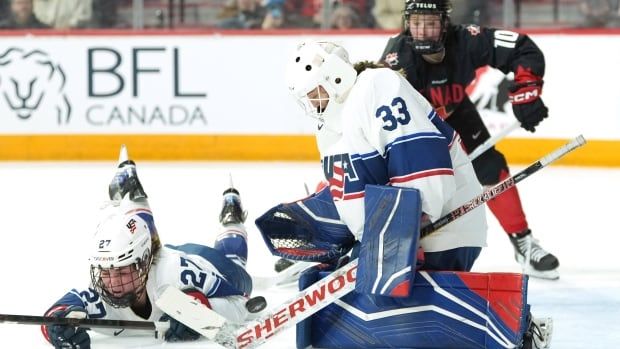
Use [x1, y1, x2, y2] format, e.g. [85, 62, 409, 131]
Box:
[0, 30, 618, 166]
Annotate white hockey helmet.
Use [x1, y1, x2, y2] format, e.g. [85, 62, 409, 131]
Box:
[89, 198, 157, 308]
[285, 41, 357, 121]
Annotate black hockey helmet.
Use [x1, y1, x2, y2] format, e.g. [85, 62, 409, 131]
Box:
[403, 0, 452, 54]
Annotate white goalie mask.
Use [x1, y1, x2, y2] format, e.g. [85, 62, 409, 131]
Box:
[285, 41, 357, 122]
[89, 197, 157, 308]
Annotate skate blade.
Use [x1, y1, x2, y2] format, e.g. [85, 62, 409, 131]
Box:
[523, 266, 560, 280]
[515, 255, 560, 280]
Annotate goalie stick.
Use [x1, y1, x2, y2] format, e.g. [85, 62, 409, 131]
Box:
[421, 135, 586, 238]
[156, 135, 587, 349]
[155, 264, 359, 349]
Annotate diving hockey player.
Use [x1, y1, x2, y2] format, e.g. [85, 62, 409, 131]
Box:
[380, 0, 559, 279]
[41, 148, 264, 348]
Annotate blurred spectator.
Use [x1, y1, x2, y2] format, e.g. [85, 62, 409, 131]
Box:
[372, 0, 403, 30]
[91, 0, 121, 28]
[344, 0, 371, 27]
[579, 0, 620, 27]
[262, 0, 285, 29]
[217, 0, 266, 29]
[0, 0, 9, 22]
[451, 0, 490, 26]
[329, 3, 361, 29]
[33, 0, 92, 29]
[0, 0, 49, 29]
[313, 0, 370, 28]
[283, 0, 319, 27]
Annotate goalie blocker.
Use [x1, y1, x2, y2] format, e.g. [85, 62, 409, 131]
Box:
[296, 185, 530, 349]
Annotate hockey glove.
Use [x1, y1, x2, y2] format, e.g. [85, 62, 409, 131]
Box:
[44, 305, 91, 349]
[509, 81, 548, 133]
[159, 313, 201, 342]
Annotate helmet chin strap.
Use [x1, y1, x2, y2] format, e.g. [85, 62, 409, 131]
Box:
[422, 48, 446, 64]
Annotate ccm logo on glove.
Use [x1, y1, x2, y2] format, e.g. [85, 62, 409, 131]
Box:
[509, 85, 541, 104]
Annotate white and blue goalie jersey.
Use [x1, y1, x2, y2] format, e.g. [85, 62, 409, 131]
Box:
[316, 68, 487, 252]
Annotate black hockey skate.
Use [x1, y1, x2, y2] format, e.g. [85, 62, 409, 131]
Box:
[521, 314, 553, 349]
[509, 229, 559, 280]
[108, 145, 147, 201]
[218, 187, 248, 226]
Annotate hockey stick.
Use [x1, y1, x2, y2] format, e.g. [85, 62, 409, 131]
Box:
[0, 314, 170, 339]
[468, 121, 521, 161]
[421, 135, 586, 238]
[151, 136, 588, 349]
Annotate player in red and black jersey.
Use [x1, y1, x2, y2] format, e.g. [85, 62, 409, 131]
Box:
[380, 0, 559, 279]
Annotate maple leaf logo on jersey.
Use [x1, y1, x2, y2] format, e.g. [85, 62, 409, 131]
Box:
[384, 52, 399, 67]
[466, 24, 481, 36]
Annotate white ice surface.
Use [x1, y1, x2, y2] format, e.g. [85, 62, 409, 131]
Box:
[0, 161, 618, 348]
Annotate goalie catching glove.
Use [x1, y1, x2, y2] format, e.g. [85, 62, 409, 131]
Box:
[255, 186, 356, 263]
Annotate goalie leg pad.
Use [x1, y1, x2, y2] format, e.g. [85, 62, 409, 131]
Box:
[356, 185, 422, 298]
[298, 270, 529, 349]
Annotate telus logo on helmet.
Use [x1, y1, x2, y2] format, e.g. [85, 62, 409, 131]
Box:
[413, 3, 437, 9]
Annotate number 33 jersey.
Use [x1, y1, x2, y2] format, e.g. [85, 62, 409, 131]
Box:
[316, 68, 487, 252]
